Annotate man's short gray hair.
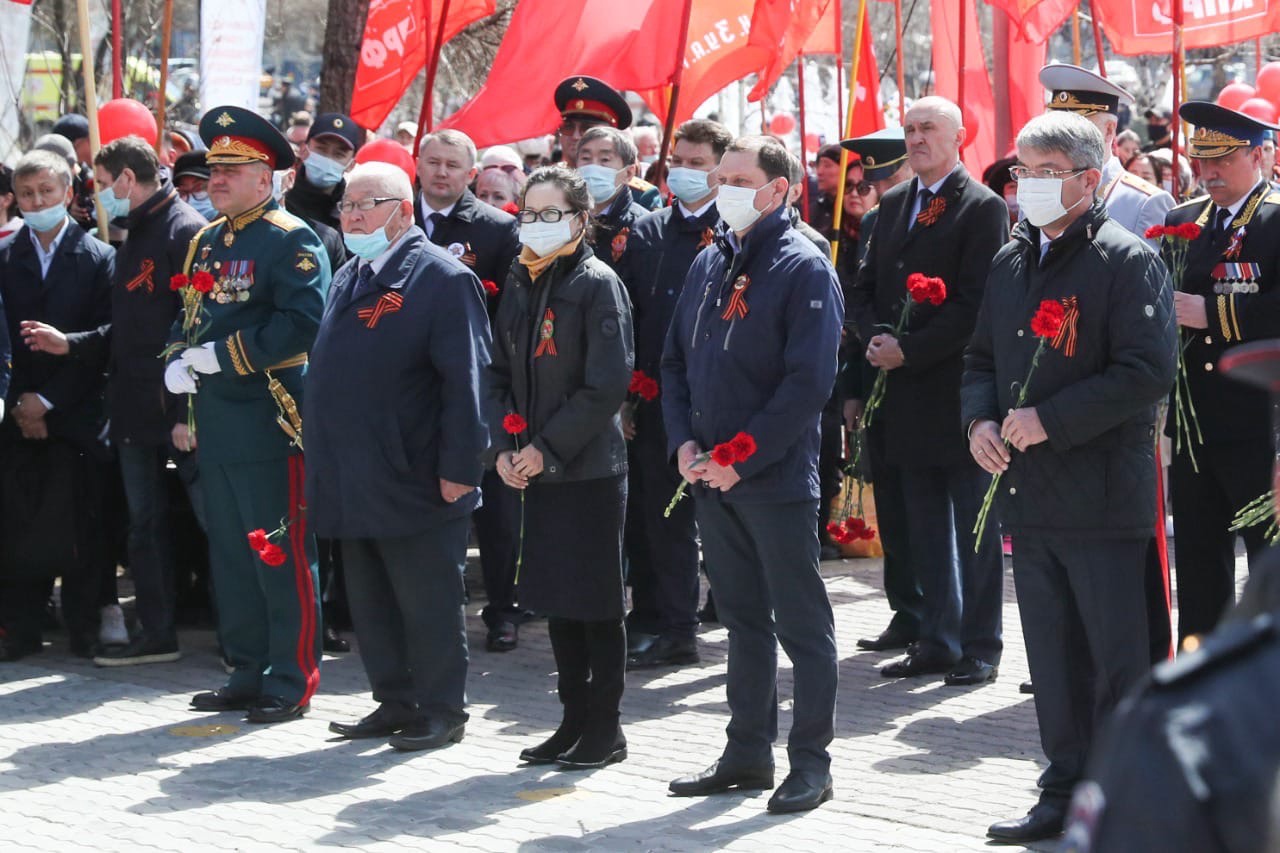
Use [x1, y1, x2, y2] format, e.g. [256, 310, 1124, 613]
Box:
[418, 129, 477, 166]
[1016, 111, 1106, 172]
[579, 126, 638, 166]
[14, 149, 73, 189]
[345, 162, 413, 200]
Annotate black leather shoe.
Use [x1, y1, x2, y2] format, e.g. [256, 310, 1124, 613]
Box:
[191, 688, 258, 712]
[246, 696, 309, 724]
[626, 630, 658, 656]
[329, 703, 419, 739]
[880, 648, 958, 678]
[627, 636, 699, 670]
[669, 760, 775, 796]
[1020, 680, 1035, 694]
[388, 718, 465, 751]
[944, 655, 998, 686]
[986, 801, 1066, 843]
[486, 621, 518, 652]
[323, 626, 350, 653]
[766, 770, 834, 814]
[555, 729, 627, 769]
[855, 627, 915, 652]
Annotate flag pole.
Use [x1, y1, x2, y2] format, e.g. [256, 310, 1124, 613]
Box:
[831, 0, 868, 265]
[416, 0, 454, 151]
[958, 0, 967, 125]
[656, 0, 694, 172]
[1072, 8, 1082, 65]
[1171, 0, 1183, 201]
[798, 53, 810, 223]
[1091, 1, 1106, 76]
[834, 0, 844, 129]
[894, 0, 905, 121]
[155, 0, 173, 157]
[75, 0, 109, 237]
[111, 0, 122, 99]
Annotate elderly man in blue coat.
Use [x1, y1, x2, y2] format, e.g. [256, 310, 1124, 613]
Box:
[305, 162, 492, 751]
[661, 135, 843, 814]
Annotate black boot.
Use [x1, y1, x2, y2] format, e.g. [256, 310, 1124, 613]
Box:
[521, 618, 590, 764]
[557, 619, 627, 769]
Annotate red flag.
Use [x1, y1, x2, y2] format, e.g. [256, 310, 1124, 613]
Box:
[442, 0, 688, 148]
[847, 9, 885, 138]
[1094, 0, 1280, 55]
[986, 0, 1077, 44]
[639, 0, 771, 125]
[1006, 29, 1047, 148]
[351, 0, 496, 130]
[746, 0, 833, 101]
[931, 0, 995, 174]
[802, 0, 840, 56]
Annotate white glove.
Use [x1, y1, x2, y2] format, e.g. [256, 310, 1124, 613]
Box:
[164, 359, 198, 395]
[0, 398, 5, 424]
[181, 342, 222, 375]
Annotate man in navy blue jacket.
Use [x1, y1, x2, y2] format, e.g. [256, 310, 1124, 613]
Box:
[305, 162, 491, 751]
[661, 135, 843, 814]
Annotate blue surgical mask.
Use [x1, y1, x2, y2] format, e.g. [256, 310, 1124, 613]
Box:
[24, 202, 68, 233]
[667, 167, 712, 204]
[343, 219, 399, 261]
[305, 152, 347, 188]
[187, 192, 218, 221]
[98, 182, 131, 220]
[578, 163, 621, 203]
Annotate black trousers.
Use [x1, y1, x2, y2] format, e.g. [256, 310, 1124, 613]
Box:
[474, 469, 520, 627]
[1170, 439, 1271, 640]
[817, 409, 843, 539]
[866, 425, 922, 638]
[625, 422, 700, 642]
[1012, 535, 1148, 805]
[899, 462, 1004, 663]
[695, 497, 837, 773]
[341, 518, 471, 724]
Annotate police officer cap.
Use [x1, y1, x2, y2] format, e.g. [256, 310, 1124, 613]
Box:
[1180, 101, 1280, 159]
[554, 75, 632, 130]
[840, 128, 907, 182]
[198, 105, 296, 170]
[173, 151, 209, 181]
[1040, 63, 1134, 117]
[52, 113, 90, 142]
[308, 112, 363, 154]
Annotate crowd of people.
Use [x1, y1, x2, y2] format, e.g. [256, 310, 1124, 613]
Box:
[3, 62, 1280, 847]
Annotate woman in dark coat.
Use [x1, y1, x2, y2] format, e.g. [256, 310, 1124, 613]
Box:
[485, 165, 634, 769]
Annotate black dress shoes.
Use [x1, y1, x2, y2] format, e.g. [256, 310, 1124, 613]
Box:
[855, 627, 915, 652]
[668, 760, 776, 796]
[191, 688, 258, 712]
[944, 655, 998, 686]
[486, 621, 518, 652]
[987, 801, 1066, 843]
[555, 728, 627, 769]
[879, 646, 958, 678]
[627, 636, 699, 670]
[626, 631, 658, 656]
[1020, 680, 1035, 694]
[322, 626, 350, 653]
[766, 770, 834, 814]
[329, 703, 420, 739]
[388, 718, 466, 751]
[246, 696, 309, 724]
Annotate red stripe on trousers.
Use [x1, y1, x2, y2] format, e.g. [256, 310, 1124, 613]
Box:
[288, 455, 320, 703]
[1153, 445, 1173, 661]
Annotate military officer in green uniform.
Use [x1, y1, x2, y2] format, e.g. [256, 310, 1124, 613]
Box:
[163, 106, 330, 724]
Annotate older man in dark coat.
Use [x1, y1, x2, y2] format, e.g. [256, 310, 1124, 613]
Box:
[962, 111, 1175, 844]
[307, 162, 491, 751]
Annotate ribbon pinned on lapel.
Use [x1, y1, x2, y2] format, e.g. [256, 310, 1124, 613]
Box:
[1050, 296, 1079, 358]
[535, 308, 557, 357]
[917, 195, 946, 227]
[357, 292, 404, 329]
[126, 258, 156, 293]
[721, 274, 751, 321]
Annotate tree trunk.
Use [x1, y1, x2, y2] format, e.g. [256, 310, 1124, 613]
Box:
[318, 0, 370, 115]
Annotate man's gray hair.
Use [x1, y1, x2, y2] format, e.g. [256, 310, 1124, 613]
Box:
[1016, 111, 1106, 172]
[579, 126, 638, 166]
[346, 162, 413, 200]
[418, 129, 478, 166]
[15, 149, 73, 188]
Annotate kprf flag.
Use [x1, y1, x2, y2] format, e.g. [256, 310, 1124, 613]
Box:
[350, 0, 496, 130]
[746, 0, 833, 101]
[986, 0, 1077, 45]
[1095, 0, 1280, 55]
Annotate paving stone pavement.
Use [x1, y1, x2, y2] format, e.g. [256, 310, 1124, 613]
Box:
[0, 551, 1245, 852]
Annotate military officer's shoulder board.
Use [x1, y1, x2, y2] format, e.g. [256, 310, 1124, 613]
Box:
[1171, 193, 1211, 212]
[1150, 613, 1277, 690]
[628, 176, 656, 193]
[263, 208, 306, 232]
[1116, 172, 1160, 196]
[1264, 192, 1280, 205]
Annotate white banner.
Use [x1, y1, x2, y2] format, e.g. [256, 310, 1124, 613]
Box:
[0, 1, 33, 165]
[200, 0, 267, 113]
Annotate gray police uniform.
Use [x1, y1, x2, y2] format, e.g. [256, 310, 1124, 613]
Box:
[1099, 157, 1174, 252]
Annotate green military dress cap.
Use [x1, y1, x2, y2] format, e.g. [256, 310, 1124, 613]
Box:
[1040, 63, 1134, 118]
[840, 128, 906, 182]
[199, 105, 296, 170]
[554, 75, 632, 130]
[1180, 101, 1280, 159]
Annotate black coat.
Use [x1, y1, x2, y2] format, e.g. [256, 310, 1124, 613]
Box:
[1163, 184, 1280, 446]
[0, 222, 114, 451]
[850, 164, 1009, 468]
[484, 239, 633, 483]
[284, 166, 348, 270]
[960, 204, 1176, 538]
[591, 184, 649, 280]
[305, 227, 492, 539]
[416, 189, 520, 321]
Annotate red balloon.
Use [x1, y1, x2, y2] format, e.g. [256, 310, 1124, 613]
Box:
[1217, 82, 1257, 111]
[97, 98, 158, 146]
[768, 113, 796, 136]
[803, 132, 821, 152]
[355, 138, 416, 185]
[1256, 62, 1280, 107]
[1239, 97, 1279, 124]
[961, 110, 981, 149]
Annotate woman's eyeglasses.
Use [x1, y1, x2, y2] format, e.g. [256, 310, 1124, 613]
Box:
[517, 208, 576, 224]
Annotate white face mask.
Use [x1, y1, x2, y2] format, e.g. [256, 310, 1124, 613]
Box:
[716, 183, 767, 232]
[520, 218, 575, 257]
[578, 163, 622, 203]
[1016, 174, 1086, 228]
[1161, 178, 1175, 194]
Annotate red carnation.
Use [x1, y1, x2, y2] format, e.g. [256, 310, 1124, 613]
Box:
[1177, 222, 1203, 240]
[257, 543, 287, 566]
[842, 517, 877, 541]
[728, 431, 757, 462]
[906, 273, 946, 306]
[169, 273, 189, 291]
[503, 412, 527, 435]
[826, 521, 844, 538]
[628, 371, 647, 394]
[1030, 299, 1066, 339]
[191, 271, 216, 294]
[1144, 225, 1167, 239]
[925, 277, 946, 306]
[482, 279, 499, 296]
[710, 443, 737, 467]
[502, 202, 519, 215]
[637, 377, 660, 402]
[247, 529, 269, 551]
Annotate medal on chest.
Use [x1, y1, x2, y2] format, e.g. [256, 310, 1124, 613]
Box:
[1211, 262, 1261, 294]
[212, 260, 255, 303]
[534, 308, 557, 358]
